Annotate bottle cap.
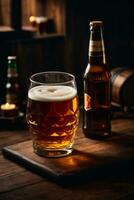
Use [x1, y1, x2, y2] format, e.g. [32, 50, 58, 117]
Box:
[8, 56, 16, 60]
[90, 21, 103, 28]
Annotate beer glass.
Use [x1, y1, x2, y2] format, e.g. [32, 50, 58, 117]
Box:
[27, 71, 79, 157]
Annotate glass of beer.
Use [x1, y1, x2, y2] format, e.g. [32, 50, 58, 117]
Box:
[27, 71, 79, 157]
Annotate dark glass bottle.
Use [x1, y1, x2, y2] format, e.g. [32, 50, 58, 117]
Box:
[6, 56, 20, 107]
[83, 21, 111, 139]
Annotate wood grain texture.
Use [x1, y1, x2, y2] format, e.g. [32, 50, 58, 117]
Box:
[2, 119, 134, 183]
[0, 118, 134, 200]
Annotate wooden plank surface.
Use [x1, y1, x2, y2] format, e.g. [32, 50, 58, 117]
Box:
[0, 118, 134, 200]
[2, 119, 134, 183]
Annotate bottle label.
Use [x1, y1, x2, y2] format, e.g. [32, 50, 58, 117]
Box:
[8, 69, 18, 78]
[84, 93, 92, 111]
[89, 40, 104, 55]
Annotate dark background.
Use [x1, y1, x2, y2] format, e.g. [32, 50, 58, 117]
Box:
[0, 0, 134, 105]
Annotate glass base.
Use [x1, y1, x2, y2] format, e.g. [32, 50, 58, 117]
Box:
[33, 146, 73, 158]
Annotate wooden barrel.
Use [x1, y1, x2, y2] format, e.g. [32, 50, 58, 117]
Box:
[111, 68, 134, 107]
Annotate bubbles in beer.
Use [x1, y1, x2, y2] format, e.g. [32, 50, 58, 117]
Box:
[28, 85, 77, 102]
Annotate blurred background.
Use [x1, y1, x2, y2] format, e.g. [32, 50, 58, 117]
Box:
[0, 0, 134, 110]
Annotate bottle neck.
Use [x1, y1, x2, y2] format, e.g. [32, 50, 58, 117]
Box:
[88, 27, 106, 65]
[7, 60, 18, 78]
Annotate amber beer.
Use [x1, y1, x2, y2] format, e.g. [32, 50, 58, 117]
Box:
[27, 84, 79, 157]
[83, 21, 111, 139]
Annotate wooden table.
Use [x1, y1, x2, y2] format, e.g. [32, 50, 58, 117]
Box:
[0, 117, 134, 200]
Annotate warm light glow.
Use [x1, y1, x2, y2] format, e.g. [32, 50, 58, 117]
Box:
[29, 16, 36, 23]
[1, 103, 16, 110]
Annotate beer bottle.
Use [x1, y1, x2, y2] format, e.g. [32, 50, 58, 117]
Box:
[83, 21, 111, 139]
[6, 56, 20, 107]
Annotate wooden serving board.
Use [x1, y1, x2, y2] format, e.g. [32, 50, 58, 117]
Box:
[2, 125, 134, 184]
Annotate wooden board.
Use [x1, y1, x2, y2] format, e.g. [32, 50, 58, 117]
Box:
[2, 127, 134, 184]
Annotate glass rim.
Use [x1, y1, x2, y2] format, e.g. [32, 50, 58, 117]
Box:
[30, 71, 76, 85]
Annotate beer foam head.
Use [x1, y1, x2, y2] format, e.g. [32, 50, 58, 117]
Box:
[28, 85, 77, 102]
